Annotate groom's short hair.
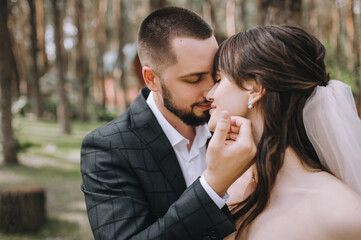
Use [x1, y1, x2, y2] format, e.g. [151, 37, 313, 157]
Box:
[137, 7, 213, 74]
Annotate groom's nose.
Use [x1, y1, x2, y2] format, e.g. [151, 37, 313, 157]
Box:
[201, 75, 216, 99]
[206, 84, 217, 102]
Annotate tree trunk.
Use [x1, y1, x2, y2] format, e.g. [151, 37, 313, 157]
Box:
[36, 0, 48, 76]
[238, 0, 247, 31]
[303, 0, 318, 36]
[226, 0, 236, 37]
[17, 0, 34, 105]
[345, 0, 354, 70]
[12, 0, 28, 97]
[318, 0, 334, 41]
[335, 2, 347, 80]
[28, 0, 42, 118]
[257, 0, 268, 26]
[0, 0, 18, 165]
[7, 9, 21, 99]
[202, 0, 212, 26]
[186, 0, 202, 14]
[75, 0, 88, 121]
[93, 0, 107, 109]
[118, 0, 130, 110]
[12, 37, 27, 96]
[150, 0, 167, 11]
[351, 0, 361, 116]
[0, 185, 45, 233]
[209, 0, 227, 43]
[52, 0, 71, 134]
[258, 0, 302, 26]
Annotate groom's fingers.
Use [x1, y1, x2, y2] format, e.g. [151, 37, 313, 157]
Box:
[227, 133, 239, 140]
[227, 117, 253, 141]
[229, 116, 242, 133]
[233, 117, 255, 149]
[229, 125, 240, 134]
[210, 111, 231, 149]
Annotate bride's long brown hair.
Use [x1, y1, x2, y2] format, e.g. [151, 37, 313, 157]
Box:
[214, 25, 331, 236]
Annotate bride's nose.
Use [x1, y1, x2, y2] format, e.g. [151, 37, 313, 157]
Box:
[206, 84, 217, 102]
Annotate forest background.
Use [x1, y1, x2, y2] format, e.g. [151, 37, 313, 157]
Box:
[0, 0, 360, 239]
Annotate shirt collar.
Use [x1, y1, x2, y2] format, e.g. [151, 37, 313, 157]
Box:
[194, 124, 212, 149]
[146, 91, 211, 148]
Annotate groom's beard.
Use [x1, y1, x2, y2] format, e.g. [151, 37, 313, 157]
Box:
[161, 83, 210, 126]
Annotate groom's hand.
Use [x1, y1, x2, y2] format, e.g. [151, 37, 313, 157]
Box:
[204, 111, 257, 197]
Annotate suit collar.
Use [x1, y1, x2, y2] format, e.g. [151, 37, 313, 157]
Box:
[129, 87, 153, 129]
[129, 87, 187, 197]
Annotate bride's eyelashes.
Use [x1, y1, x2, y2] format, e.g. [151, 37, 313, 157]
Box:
[214, 78, 221, 84]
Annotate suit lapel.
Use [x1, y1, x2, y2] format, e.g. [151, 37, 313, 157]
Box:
[129, 88, 187, 197]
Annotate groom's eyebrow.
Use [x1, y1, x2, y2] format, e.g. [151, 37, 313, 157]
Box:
[179, 72, 209, 78]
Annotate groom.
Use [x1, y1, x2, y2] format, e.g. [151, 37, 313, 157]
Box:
[81, 7, 254, 239]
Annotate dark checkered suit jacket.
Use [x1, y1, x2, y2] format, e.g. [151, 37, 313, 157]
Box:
[81, 88, 235, 240]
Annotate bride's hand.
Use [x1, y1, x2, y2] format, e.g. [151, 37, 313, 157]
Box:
[204, 111, 257, 197]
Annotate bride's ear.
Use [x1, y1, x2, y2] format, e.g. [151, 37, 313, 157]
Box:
[248, 81, 266, 106]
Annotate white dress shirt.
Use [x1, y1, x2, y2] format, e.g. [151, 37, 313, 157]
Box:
[146, 91, 227, 208]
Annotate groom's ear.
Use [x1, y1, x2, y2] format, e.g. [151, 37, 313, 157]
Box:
[142, 66, 160, 92]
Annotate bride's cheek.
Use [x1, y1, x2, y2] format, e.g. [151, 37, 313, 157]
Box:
[208, 117, 216, 131]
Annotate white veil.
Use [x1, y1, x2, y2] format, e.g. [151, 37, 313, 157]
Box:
[303, 80, 361, 195]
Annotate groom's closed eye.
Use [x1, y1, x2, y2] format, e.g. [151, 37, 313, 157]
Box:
[185, 75, 204, 84]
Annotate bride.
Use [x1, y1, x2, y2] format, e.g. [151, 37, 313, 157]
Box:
[206, 25, 361, 239]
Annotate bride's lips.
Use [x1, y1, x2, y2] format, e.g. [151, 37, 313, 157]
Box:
[209, 104, 216, 114]
[197, 102, 212, 110]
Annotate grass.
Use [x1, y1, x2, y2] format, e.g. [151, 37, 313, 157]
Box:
[0, 117, 106, 240]
[0, 218, 80, 240]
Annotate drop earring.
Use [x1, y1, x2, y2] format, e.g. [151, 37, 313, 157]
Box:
[248, 101, 254, 109]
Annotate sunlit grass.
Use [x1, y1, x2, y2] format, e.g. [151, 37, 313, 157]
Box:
[14, 117, 104, 150]
[0, 117, 104, 239]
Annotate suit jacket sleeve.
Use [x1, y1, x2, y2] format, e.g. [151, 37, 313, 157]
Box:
[81, 130, 235, 240]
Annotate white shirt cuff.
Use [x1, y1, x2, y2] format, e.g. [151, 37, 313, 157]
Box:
[199, 175, 229, 209]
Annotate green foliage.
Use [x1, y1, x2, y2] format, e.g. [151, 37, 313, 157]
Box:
[15, 139, 40, 153]
[42, 98, 57, 120]
[323, 41, 357, 94]
[94, 107, 118, 122]
[16, 99, 31, 117]
[69, 102, 78, 120]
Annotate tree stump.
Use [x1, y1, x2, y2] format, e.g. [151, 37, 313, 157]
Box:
[0, 185, 46, 233]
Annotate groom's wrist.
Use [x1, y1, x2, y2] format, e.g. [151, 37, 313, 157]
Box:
[203, 170, 230, 197]
[200, 176, 228, 209]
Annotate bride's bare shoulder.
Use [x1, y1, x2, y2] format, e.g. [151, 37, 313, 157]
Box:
[315, 173, 361, 239]
[316, 171, 361, 204]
